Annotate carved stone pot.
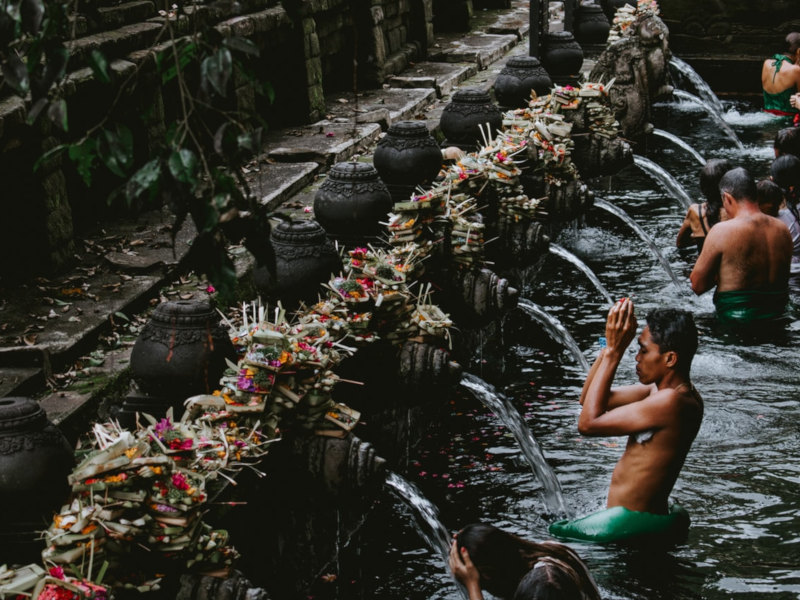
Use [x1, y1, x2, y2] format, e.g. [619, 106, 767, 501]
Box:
[129, 299, 235, 415]
[398, 341, 462, 394]
[373, 121, 443, 202]
[573, 3, 611, 45]
[541, 31, 584, 81]
[439, 88, 503, 152]
[313, 162, 392, 248]
[494, 56, 553, 108]
[0, 397, 73, 563]
[253, 219, 342, 308]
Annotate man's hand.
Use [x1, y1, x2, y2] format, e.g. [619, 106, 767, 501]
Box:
[791, 93, 800, 109]
[605, 298, 637, 354]
[449, 540, 483, 600]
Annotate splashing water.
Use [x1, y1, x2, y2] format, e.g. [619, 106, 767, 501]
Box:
[549, 244, 614, 306]
[670, 56, 725, 114]
[673, 89, 744, 149]
[593, 198, 684, 290]
[652, 128, 706, 166]
[633, 154, 694, 209]
[384, 471, 468, 598]
[516, 298, 590, 372]
[461, 373, 568, 517]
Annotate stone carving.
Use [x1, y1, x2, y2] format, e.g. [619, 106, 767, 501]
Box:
[589, 8, 673, 140]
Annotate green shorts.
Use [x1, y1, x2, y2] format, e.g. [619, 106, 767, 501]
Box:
[713, 289, 788, 325]
[548, 504, 690, 543]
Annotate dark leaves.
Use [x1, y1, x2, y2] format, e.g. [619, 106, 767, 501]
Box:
[88, 49, 111, 84]
[98, 124, 134, 178]
[200, 47, 232, 97]
[3, 51, 29, 95]
[47, 98, 68, 132]
[125, 159, 162, 204]
[20, 0, 44, 34]
[168, 148, 198, 185]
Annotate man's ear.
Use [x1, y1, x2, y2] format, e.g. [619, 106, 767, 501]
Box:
[663, 350, 678, 368]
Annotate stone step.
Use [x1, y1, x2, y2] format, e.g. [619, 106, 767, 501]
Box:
[429, 32, 519, 69]
[0, 367, 44, 398]
[263, 121, 382, 168]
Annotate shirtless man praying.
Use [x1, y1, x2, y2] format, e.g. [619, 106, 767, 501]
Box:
[549, 300, 703, 543]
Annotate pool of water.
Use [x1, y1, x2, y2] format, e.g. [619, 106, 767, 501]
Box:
[312, 99, 800, 599]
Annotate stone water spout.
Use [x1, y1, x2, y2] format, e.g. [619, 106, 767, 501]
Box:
[300, 433, 387, 496]
[589, 5, 673, 140]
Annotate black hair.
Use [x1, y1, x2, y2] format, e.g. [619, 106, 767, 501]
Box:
[456, 524, 601, 600]
[786, 31, 800, 56]
[512, 561, 583, 600]
[646, 308, 698, 374]
[699, 158, 732, 226]
[770, 154, 800, 223]
[756, 179, 783, 216]
[773, 127, 800, 157]
[718, 167, 756, 205]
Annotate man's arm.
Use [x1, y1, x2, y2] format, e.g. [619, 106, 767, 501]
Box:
[579, 348, 652, 408]
[578, 299, 638, 432]
[690, 227, 723, 295]
[578, 390, 679, 437]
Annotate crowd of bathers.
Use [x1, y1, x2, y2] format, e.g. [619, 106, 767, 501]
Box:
[442, 38, 800, 600]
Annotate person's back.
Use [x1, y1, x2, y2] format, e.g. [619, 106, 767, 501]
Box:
[770, 154, 800, 289]
[762, 32, 800, 117]
[676, 159, 731, 251]
[691, 167, 791, 323]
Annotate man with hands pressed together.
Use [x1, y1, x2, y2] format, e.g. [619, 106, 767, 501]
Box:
[549, 298, 704, 543]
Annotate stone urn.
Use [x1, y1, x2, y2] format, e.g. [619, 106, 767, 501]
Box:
[439, 87, 503, 152]
[373, 121, 443, 202]
[0, 397, 73, 563]
[129, 298, 236, 407]
[253, 219, 342, 307]
[573, 3, 611, 45]
[493, 56, 553, 108]
[541, 31, 584, 81]
[313, 161, 392, 248]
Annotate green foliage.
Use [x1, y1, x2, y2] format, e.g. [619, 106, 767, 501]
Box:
[4, 0, 276, 296]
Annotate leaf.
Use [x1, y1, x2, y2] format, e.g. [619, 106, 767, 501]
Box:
[159, 41, 197, 84]
[168, 148, 198, 185]
[98, 124, 134, 178]
[237, 128, 262, 154]
[223, 36, 259, 57]
[20, 0, 43, 34]
[47, 98, 68, 132]
[113, 311, 129, 322]
[32, 143, 67, 173]
[68, 138, 98, 187]
[88, 49, 111, 84]
[36, 45, 69, 99]
[201, 47, 232, 97]
[27, 97, 48, 125]
[2, 51, 29, 95]
[213, 122, 239, 159]
[126, 158, 162, 203]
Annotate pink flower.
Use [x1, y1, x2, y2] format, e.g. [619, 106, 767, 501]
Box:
[49, 566, 65, 580]
[206, 285, 216, 293]
[326, 132, 335, 137]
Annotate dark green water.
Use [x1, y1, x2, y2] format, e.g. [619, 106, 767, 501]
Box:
[314, 100, 800, 599]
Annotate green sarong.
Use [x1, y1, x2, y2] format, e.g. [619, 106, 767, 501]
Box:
[713, 289, 788, 325]
[548, 504, 689, 544]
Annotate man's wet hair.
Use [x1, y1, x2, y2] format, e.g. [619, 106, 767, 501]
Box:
[757, 179, 783, 217]
[646, 308, 698, 373]
[787, 31, 800, 55]
[718, 167, 756, 203]
[773, 127, 800, 157]
[699, 158, 732, 225]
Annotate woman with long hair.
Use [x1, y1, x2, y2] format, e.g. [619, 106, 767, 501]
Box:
[770, 154, 800, 291]
[676, 158, 732, 252]
[448, 523, 602, 600]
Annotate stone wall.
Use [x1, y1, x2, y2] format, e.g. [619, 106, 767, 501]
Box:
[0, 0, 435, 278]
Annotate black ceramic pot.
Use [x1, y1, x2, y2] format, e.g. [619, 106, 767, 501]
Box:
[253, 219, 342, 308]
[130, 298, 236, 403]
[373, 121, 443, 202]
[439, 87, 503, 152]
[0, 397, 73, 563]
[314, 162, 392, 247]
[494, 56, 553, 108]
[574, 3, 611, 45]
[541, 31, 584, 80]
